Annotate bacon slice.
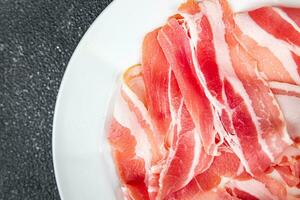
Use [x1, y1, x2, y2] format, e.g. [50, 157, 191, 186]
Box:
[122, 66, 162, 164]
[116, 66, 164, 199]
[142, 29, 171, 136]
[249, 7, 300, 47]
[281, 8, 300, 27]
[158, 15, 219, 157]
[157, 71, 198, 197]
[142, 28, 213, 199]
[232, 7, 300, 85]
[158, 72, 213, 199]
[108, 95, 151, 200]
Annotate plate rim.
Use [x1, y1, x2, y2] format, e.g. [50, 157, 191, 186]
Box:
[51, 1, 115, 199]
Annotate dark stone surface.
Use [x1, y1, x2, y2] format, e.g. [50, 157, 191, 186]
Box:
[0, 0, 112, 199]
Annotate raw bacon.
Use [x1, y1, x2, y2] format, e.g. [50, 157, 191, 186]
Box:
[142, 29, 213, 199]
[158, 18, 219, 156]
[107, 0, 300, 199]
[142, 29, 171, 137]
[249, 7, 300, 47]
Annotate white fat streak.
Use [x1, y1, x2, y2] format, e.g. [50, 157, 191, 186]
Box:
[168, 68, 177, 123]
[148, 186, 158, 193]
[213, 111, 225, 150]
[121, 187, 131, 200]
[113, 91, 152, 166]
[228, 179, 278, 200]
[121, 83, 155, 132]
[185, 129, 201, 186]
[273, 7, 300, 34]
[213, 108, 252, 173]
[219, 177, 231, 188]
[201, 1, 231, 84]
[151, 164, 162, 174]
[269, 170, 300, 197]
[176, 99, 185, 135]
[271, 95, 292, 145]
[181, 12, 202, 49]
[166, 68, 176, 146]
[280, 145, 300, 158]
[269, 169, 285, 183]
[276, 94, 300, 139]
[158, 149, 175, 191]
[234, 13, 300, 85]
[269, 81, 300, 141]
[269, 81, 300, 94]
[167, 68, 185, 137]
[148, 165, 162, 194]
[236, 161, 244, 176]
[287, 187, 300, 196]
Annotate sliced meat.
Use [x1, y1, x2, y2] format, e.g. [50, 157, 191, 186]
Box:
[143, 28, 213, 198]
[142, 29, 171, 136]
[158, 15, 219, 157]
[121, 66, 163, 163]
[158, 72, 202, 198]
[249, 7, 300, 47]
[108, 113, 150, 200]
[281, 7, 300, 27]
[234, 8, 300, 85]
[121, 66, 165, 199]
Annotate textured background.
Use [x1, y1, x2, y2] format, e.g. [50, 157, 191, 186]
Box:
[0, 0, 112, 199]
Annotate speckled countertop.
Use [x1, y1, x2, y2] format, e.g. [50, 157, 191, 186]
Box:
[0, 0, 112, 199]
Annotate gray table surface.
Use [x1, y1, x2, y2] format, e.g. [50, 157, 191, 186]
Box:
[0, 0, 112, 199]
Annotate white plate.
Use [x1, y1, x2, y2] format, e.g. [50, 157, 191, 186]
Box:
[52, 0, 182, 199]
[53, 0, 300, 199]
